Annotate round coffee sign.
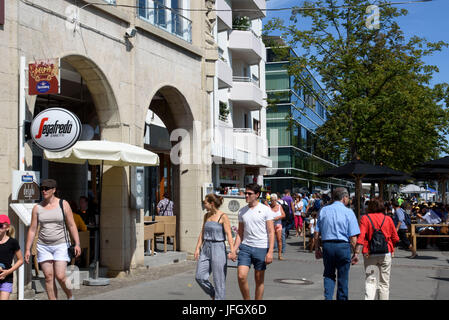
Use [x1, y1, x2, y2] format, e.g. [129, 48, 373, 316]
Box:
[228, 200, 240, 212]
[31, 108, 82, 152]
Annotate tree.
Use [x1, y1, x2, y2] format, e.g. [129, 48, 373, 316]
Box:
[264, 0, 449, 173]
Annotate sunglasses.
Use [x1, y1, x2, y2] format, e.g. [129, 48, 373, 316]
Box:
[0, 223, 7, 229]
[244, 192, 255, 196]
[40, 186, 54, 191]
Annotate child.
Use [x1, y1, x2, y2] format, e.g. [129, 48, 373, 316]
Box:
[0, 215, 24, 300]
[308, 212, 317, 252]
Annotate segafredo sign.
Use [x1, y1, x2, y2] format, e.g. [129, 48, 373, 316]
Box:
[31, 108, 82, 152]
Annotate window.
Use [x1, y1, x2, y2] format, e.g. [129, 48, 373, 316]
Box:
[154, 0, 166, 27]
[171, 0, 182, 37]
[137, 0, 192, 43]
[253, 119, 260, 135]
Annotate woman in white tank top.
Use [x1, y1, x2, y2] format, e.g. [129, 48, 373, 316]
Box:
[268, 194, 285, 260]
[24, 179, 81, 300]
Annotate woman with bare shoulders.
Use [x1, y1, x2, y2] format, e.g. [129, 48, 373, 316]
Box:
[24, 179, 81, 300]
[194, 194, 236, 300]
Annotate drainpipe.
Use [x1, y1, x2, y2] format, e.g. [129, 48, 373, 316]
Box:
[17, 56, 26, 300]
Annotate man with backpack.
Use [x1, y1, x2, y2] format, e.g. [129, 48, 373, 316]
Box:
[313, 193, 322, 212]
[281, 190, 295, 239]
[352, 198, 399, 300]
[393, 201, 416, 258]
[274, 193, 291, 255]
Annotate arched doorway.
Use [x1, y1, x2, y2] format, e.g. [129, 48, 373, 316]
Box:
[144, 86, 201, 252]
[30, 54, 122, 268]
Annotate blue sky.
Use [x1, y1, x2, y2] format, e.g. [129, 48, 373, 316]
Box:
[264, 0, 449, 155]
[264, 0, 449, 86]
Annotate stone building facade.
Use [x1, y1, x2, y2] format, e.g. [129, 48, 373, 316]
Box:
[1, 0, 216, 297]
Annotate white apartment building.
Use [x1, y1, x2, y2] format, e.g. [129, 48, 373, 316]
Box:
[211, 0, 271, 191]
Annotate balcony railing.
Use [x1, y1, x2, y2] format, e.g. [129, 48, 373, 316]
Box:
[233, 76, 260, 87]
[233, 128, 260, 136]
[232, 27, 261, 40]
[137, 0, 192, 43]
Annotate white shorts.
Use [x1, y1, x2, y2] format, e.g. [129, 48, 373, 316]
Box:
[37, 243, 71, 263]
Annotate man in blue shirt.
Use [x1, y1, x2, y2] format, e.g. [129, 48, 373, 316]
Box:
[314, 187, 360, 300]
[393, 201, 416, 258]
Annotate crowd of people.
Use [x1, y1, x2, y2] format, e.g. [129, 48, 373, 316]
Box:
[2, 179, 449, 300]
[194, 184, 449, 301]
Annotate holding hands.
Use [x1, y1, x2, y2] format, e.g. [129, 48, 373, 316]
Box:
[228, 251, 237, 262]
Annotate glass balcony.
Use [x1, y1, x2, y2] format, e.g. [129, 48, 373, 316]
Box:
[137, 0, 192, 43]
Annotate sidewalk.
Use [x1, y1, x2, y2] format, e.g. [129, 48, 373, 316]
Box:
[33, 234, 449, 300]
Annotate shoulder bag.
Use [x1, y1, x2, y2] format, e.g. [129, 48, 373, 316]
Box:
[60, 199, 76, 259]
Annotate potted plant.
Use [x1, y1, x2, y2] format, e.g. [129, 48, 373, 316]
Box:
[233, 16, 250, 31]
[219, 101, 230, 121]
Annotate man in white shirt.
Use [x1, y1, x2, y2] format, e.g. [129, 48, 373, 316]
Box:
[232, 183, 274, 300]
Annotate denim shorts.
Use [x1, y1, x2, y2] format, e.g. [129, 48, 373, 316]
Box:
[237, 244, 268, 271]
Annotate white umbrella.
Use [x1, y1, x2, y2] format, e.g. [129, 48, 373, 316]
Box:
[44, 140, 159, 166]
[44, 140, 159, 284]
[400, 184, 429, 194]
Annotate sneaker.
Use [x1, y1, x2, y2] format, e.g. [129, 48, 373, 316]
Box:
[68, 296, 75, 300]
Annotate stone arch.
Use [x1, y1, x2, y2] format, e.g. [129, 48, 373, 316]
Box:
[145, 84, 195, 132]
[62, 54, 121, 140]
[145, 85, 208, 253]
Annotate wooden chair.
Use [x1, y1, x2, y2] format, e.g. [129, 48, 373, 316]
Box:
[154, 216, 177, 252]
[144, 224, 155, 256]
[70, 230, 90, 268]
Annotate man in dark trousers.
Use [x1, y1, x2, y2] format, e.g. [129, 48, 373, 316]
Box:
[314, 187, 360, 300]
[393, 201, 416, 258]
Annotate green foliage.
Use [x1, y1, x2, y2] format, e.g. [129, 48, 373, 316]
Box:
[264, 0, 449, 172]
[233, 16, 251, 30]
[219, 101, 230, 120]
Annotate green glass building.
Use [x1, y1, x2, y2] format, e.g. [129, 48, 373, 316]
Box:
[264, 45, 352, 194]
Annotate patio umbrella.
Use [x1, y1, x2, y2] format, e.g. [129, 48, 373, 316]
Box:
[413, 166, 449, 204]
[44, 140, 159, 285]
[362, 170, 412, 201]
[419, 156, 449, 168]
[318, 159, 403, 218]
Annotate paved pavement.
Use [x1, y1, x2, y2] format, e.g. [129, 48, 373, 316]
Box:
[33, 234, 449, 300]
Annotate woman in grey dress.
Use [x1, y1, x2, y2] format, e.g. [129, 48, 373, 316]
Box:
[194, 194, 236, 300]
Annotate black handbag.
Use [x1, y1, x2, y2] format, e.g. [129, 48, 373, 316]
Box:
[60, 199, 76, 259]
